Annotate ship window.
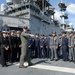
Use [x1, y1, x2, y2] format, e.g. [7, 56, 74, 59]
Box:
[67, 25, 69, 27]
[18, 7, 22, 11]
[7, 12, 9, 15]
[26, 5, 29, 8]
[8, 11, 12, 14]
[12, 9, 16, 13]
[7, 29, 9, 31]
[22, 6, 26, 10]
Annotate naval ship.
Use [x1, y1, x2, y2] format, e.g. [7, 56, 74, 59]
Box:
[0, 0, 73, 35]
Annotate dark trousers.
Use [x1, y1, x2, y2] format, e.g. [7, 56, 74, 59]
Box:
[16, 47, 21, 61]
[35, 46, 40, 58]
[10, 47, 16, 63]
[1, 48, 9, 66]
[62, 46, 68, 60]
[40, 47, 45, 58]
[46, 48, 50, 58]
[73, 48, 75, 61]
[30, 46, 35, 58]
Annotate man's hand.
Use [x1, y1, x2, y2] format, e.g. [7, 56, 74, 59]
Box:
[19, 45, 21, 48]
[29, 34, 34, 37]
[46, 46, 48, 48]
[59, 44, 61, 47]
[40, 46, 43, 48]
[28, 45, 31, 48]
[69, 46, 72, 48]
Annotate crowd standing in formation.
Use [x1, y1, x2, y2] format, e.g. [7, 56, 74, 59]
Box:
[0, 26, 75, 68]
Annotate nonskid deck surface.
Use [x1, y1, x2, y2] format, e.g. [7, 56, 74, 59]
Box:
[0, 58, 75, 75]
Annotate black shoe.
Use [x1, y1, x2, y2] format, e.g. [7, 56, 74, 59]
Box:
[2, 64, 8, 67]
[55, 59, 58, 61]
[5, 64, 8, 67]
[2, 65, 4, 67]
[69, 59, 72, 62]
[28, 63, 35, 66]
[73, 61, 75, 64]
[64, 59, 68, 62]
[50, 59, 54, 61]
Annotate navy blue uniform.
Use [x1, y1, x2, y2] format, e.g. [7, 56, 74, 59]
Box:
[0, 35, 1, 56]
[40, 38, 45, 58]
[29, 38, 33, 58]
[44, 38, 50, 58]
[16, 36, 21, 61]
[62, 37, 68, 61]
[58, 37, 62, 58]
[31, 38, 35, 58]
[35, 38, 40, 58]
[9, 36, 16, 63]
[1, 36, 9, 67]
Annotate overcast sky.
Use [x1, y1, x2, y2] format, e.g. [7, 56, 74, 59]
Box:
[0, 0, 75, 29]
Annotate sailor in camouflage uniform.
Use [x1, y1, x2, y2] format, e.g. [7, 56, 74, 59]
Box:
[19, 26, 34, 68]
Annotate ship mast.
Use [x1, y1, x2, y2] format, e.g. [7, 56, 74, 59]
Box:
[58, 0, 68, 30]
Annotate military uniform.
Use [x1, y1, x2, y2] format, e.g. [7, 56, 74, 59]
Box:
[16, 35, 21, 61]
[0, 33, 1, 56]
[62, 34, 68, 61]
[35, 37, 40, 58]
[68, 34, 74, 61]
[1, 31, 9, 67]
[40, 37, 45, 58]
[29, 37, 33, 58]
[44, 37, 50, 58]
[74, 34, 75, 62]
[58, 35, 62, 58]
[9, 35, 16, 62]
[20, 31, 32, 67]
[31, 38, 35, 58]
[50, 35, 58, 60]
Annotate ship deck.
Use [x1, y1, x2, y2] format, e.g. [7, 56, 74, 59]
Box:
[0, 58, 75, 75]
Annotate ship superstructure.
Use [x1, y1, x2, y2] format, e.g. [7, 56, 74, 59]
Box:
[0, 0, 68, 35]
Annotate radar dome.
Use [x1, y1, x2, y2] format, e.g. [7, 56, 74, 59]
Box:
[6, 0, 13, 5]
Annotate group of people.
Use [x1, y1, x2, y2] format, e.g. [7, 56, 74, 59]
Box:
[0, 30, 21, 67]
[0, 26, 75, 68]
[29, 31, 75, 63]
